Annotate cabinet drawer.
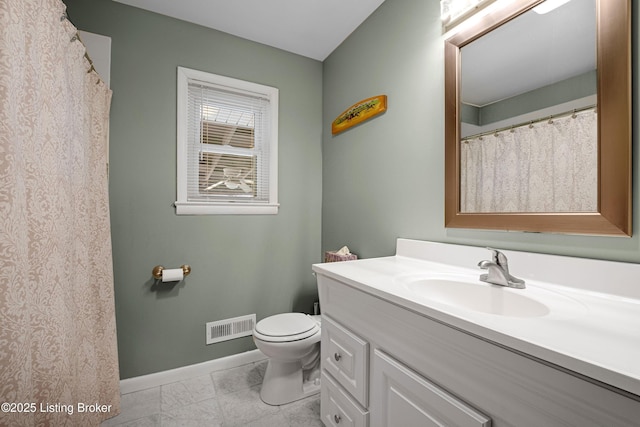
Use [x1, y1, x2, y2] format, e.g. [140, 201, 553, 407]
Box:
[371, 349, 491, 427]
[322, 315, 369, 407]
[321, 370, 369, 427]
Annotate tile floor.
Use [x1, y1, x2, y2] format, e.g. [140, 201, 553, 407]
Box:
[101, 360, 323, 427]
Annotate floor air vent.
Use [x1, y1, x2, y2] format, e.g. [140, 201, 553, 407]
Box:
[206, 314, 256, 345]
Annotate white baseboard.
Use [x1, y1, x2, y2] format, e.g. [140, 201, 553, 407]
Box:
[119, 349, 267, 395]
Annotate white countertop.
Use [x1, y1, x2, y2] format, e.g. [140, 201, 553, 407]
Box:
[312, 239, 640, 397]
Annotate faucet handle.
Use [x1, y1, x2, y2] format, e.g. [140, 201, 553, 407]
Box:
[485, 247, 499, 262]
[485, 247, 509, 273]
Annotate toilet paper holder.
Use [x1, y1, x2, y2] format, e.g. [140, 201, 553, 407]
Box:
[152, 264, 192, 280]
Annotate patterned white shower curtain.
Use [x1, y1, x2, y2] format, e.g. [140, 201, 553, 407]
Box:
[0, 0, 120, 425]
[460, 109, 598, 213]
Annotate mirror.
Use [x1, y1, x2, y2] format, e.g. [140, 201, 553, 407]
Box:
[460, 0, 597, 214]
[444, 0, 631, 236]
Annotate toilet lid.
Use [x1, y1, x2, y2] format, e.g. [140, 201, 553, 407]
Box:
[255, 313, 318, 338]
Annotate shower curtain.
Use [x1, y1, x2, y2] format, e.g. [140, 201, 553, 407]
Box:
[0, 0, 120, 425]
[460, 109, 598, 213]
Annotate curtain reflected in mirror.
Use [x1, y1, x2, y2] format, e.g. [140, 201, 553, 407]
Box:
[460, 108, 597, 212]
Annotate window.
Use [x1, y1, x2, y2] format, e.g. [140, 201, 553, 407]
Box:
[175, 67, 279, 214]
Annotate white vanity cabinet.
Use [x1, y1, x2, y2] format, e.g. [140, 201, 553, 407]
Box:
[371, 349, 491, 427]
[322, 316, 369, 407]
[321, 370, 368, 427]
[320, 315, 369, 426]
[316, 273, 640, 427]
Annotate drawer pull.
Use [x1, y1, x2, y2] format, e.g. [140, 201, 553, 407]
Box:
[334, 414, 342, 424]
[334, 352, 342, 362]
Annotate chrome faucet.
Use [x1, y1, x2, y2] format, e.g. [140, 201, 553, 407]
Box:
[478, 248, 525, 289]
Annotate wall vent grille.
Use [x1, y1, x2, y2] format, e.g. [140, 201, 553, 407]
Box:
[206, 314, 256, 345]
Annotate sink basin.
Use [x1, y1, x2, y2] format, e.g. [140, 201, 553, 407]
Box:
[398, 273, 587, 318]
[404, 277, 549, 317]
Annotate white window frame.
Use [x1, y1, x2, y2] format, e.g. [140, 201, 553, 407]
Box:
[175, 66, 279, 215]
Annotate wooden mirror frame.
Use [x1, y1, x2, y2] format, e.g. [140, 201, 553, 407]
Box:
[444, 0, 631, 236]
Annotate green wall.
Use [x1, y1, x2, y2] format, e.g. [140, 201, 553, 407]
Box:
[463, 70, 597, 126]
[322, 0, 640, 262]
[64, 0, 323, 379]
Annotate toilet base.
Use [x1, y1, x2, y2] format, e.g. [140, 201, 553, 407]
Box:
[259, 359, 321, 406]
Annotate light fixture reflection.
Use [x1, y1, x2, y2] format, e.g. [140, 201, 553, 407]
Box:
[533, 0, 571, 15]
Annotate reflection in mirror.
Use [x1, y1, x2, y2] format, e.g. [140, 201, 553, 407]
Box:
[444, 0, 631, 236]
[459, 0, 597, 213]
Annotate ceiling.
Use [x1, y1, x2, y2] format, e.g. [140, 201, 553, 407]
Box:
[112, 0, 387, 61]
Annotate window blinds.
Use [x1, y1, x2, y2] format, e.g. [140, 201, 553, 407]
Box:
[186, 80, 272, 203]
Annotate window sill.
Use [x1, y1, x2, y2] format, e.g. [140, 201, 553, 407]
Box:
[174, 201, 279, 215]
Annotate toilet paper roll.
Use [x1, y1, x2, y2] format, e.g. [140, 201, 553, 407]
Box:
[162, 268, 183, 282]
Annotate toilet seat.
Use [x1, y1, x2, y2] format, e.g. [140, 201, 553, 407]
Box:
[254, 313, 320, 343]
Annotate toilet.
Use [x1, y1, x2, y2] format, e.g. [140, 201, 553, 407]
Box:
[253, 313, 321, 405]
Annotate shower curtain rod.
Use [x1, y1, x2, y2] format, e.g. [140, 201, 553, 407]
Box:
[462, 104, 596, 142]
[62, 12, 97, 75]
